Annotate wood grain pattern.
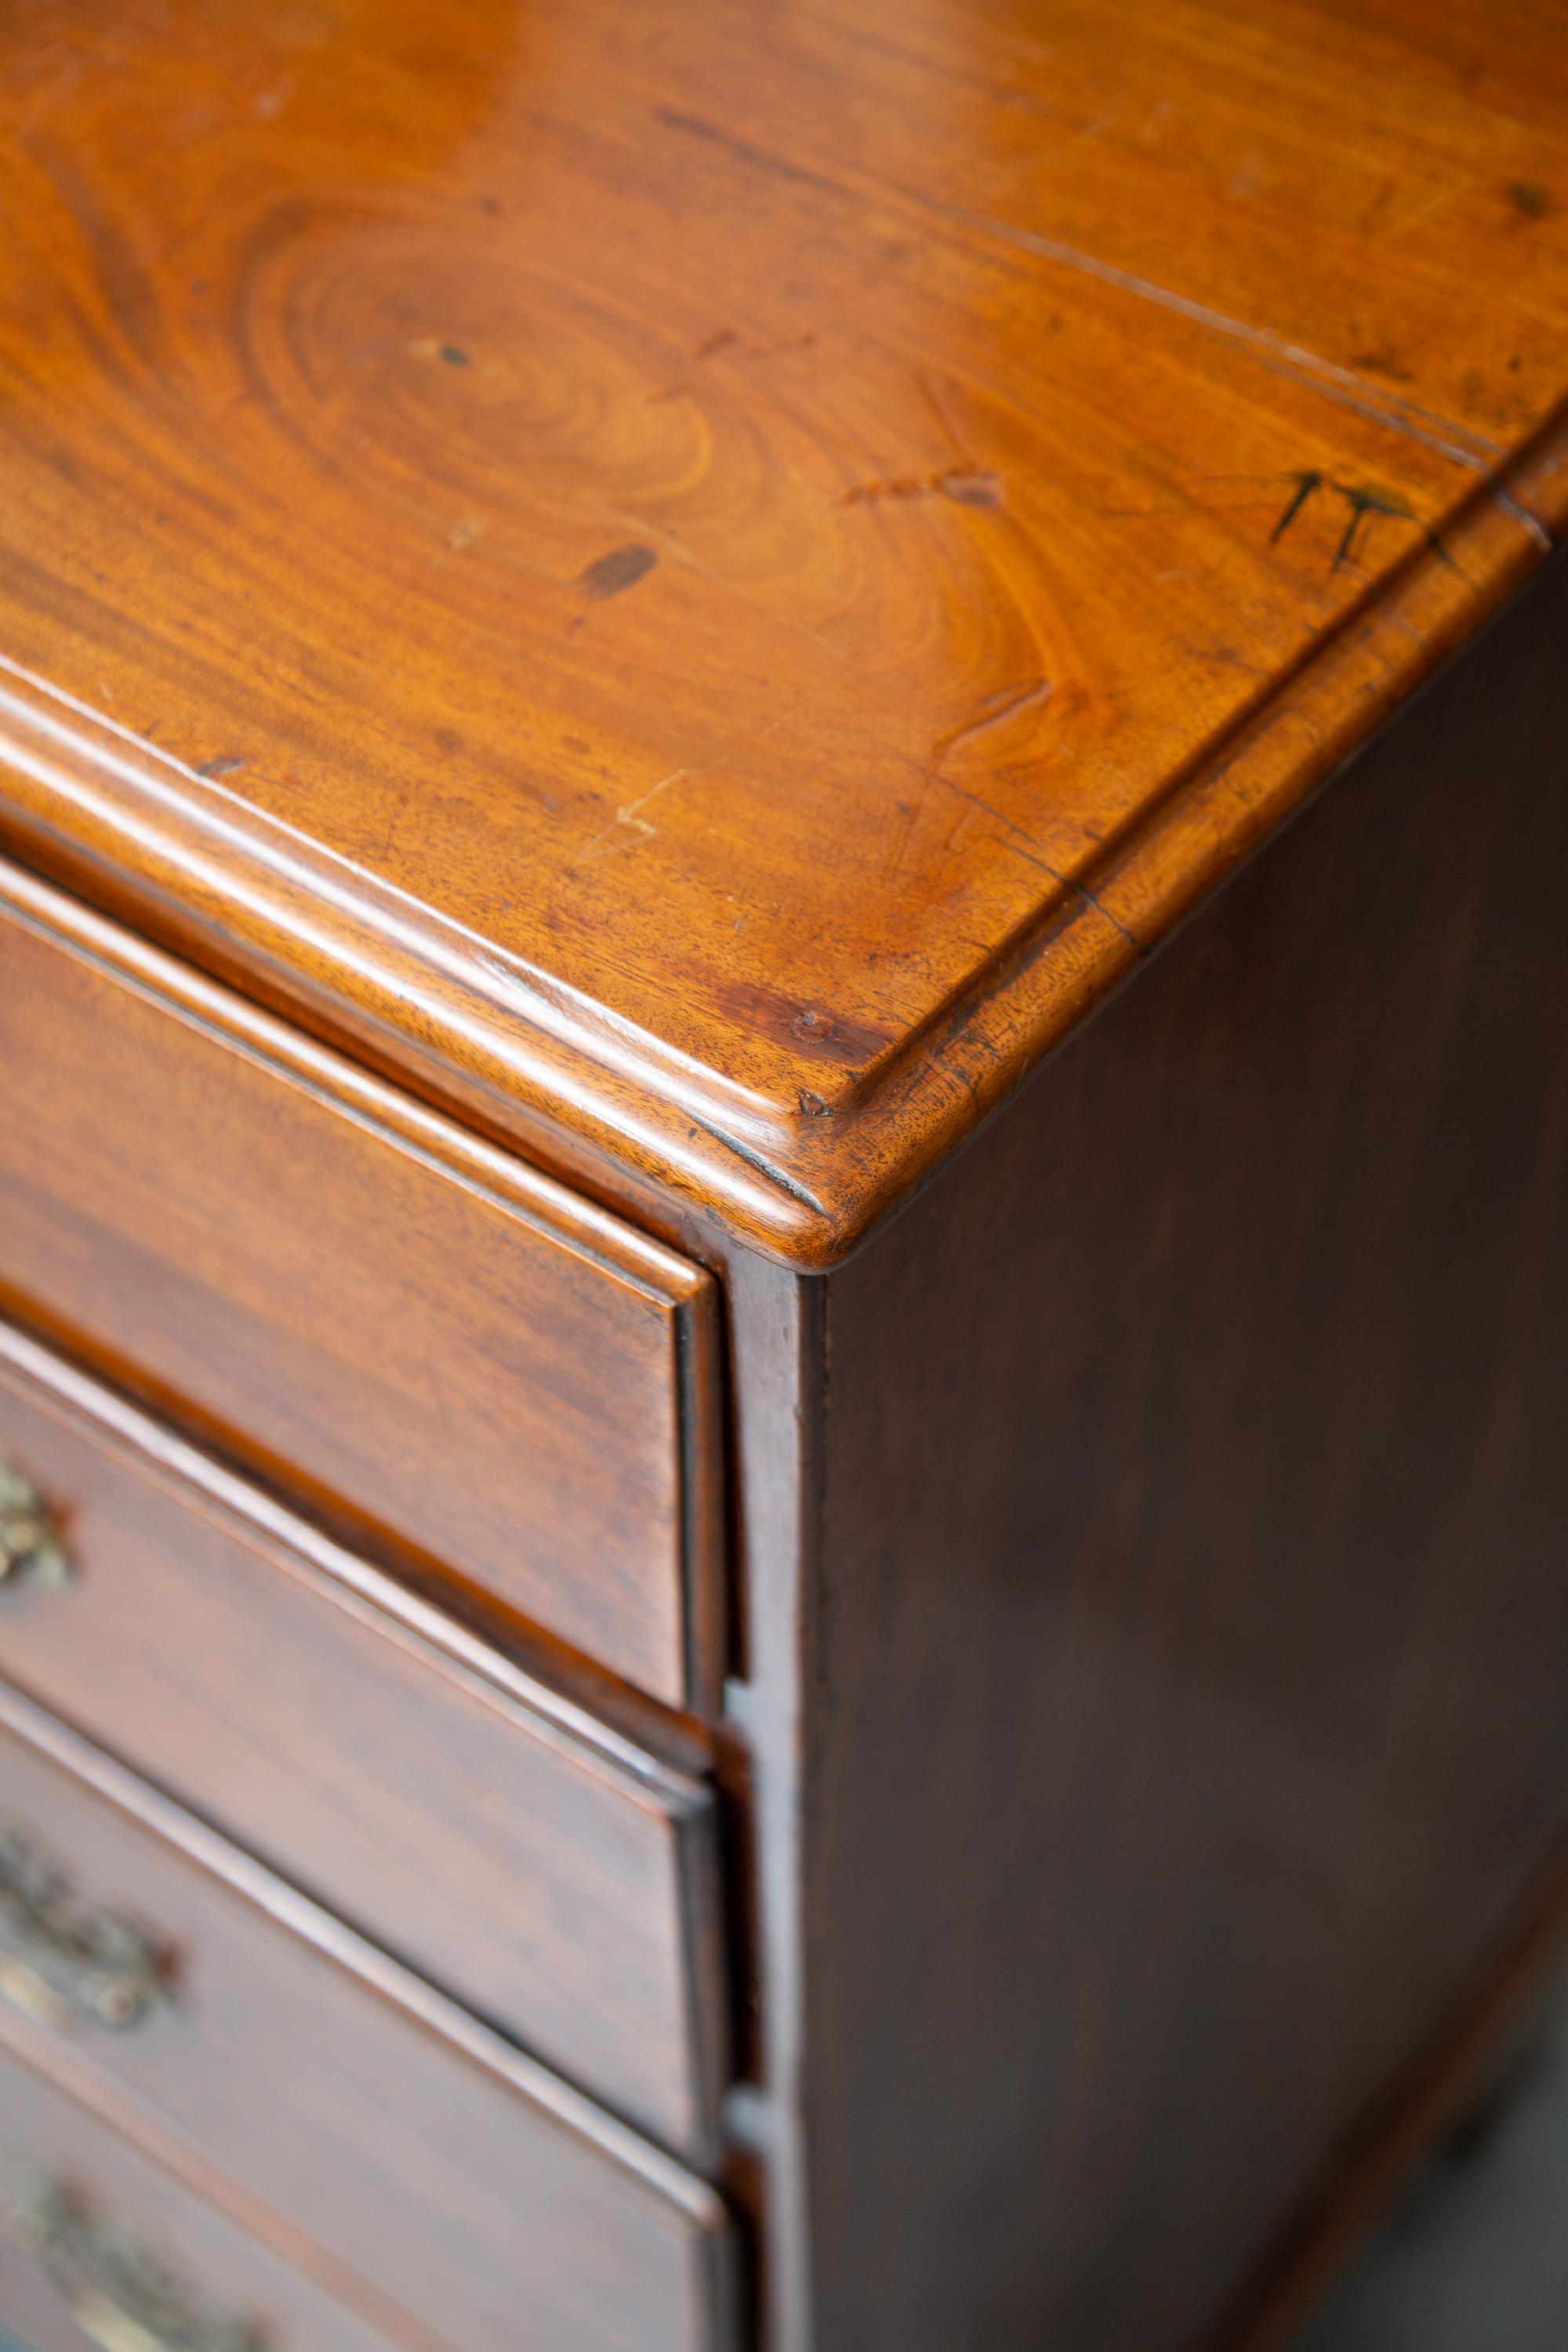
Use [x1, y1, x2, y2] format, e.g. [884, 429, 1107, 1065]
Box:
[0, 856, 724, 1712]
[2, 0, 1566, 1259]
[0, 1681, 738, 2352]
[0, 1320, 728, 2158]
[0, 2038, 403, 2352]
[797, 546, 1568, 2352]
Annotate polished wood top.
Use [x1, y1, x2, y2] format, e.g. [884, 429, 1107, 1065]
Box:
[2, 0, 1566, 1262]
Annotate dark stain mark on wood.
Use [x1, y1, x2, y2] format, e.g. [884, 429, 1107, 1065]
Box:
[716, 978, 895, 1069]
[1508, 180, 1553, 219]
[1349, 344, 1416, 383]
[196, 755, 244, 779]
[1269, 472, 1414, 569]
[793, 1008, 837, 1042]
[1270, 470, 1323, 543]
[580, 545, 659, 599]
[439, 343, 470, 366]
[844, 465, 1003, 510]
[1331, 481, 1414, 571]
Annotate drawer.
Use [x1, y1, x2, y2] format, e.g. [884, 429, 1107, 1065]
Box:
[0, 859, 724, 1711]
[0, 1321, 727, 2157]
[0, 2039, 401, 2352]
[0, 1682, 738, 2352]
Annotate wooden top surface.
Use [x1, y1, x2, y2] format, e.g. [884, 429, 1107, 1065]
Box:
[2, 0, 1566, 1264]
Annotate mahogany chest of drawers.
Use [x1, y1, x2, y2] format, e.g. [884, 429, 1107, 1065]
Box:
[2, 4, 1568, 2350]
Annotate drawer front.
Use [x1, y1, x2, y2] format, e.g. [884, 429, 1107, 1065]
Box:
[0, 860, 724, 1711]
[0, 2041, 401, 2352]
[0, 1323, 726, 2157]
[0, 1684, 736, 2352]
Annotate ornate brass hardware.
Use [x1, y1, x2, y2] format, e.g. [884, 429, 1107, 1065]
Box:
[8, 2176, 266, 2352]
[0, 1828, 176, 2033]
[0, 1455, 72, 1588]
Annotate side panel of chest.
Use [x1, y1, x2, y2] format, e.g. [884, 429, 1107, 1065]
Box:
[804, 550, 1568, 2352]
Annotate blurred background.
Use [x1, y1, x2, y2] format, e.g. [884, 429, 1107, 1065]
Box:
[1290, 1969, 1568, 2352]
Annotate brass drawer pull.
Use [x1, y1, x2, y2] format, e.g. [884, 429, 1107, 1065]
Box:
[0, 1828, 175, 2032]
[8, 2175, 264, 2352]
[0, 1455, 72, 1588]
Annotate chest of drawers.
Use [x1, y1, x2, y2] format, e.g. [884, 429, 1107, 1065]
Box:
[3, 5, 1568, 2351]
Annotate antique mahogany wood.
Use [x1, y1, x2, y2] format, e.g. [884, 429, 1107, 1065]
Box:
[0, 2040, 404, 2352]
[789, 554, 1568, 2352]
[0, 1681, 738, 2352]
[0, 1320, 728, 2158]
[0, 857, 724, 1713]
[1, 0, 1566, 1259]
[3, 5, 1568, 2352]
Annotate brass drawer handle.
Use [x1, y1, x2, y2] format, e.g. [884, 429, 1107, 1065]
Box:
[0, 1828, 175, 2032]
[0, 1455, 73, 1588]
[8, 2175, 265, 2352]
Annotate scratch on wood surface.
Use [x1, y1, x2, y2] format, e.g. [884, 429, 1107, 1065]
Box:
[1380, 183, 1454, 241]
[688, 1114, 831, 1216]
[878, 187, 1504, 473]
[935, 677, 1054, 769]
[584, 499, 850, 661]
[587, 502, 720, 583]
[650, 325, 818, 403]
[938, 771, 1070, 879]
[580, 768, 687, 858]
[1385, 605, 1435, 656]
[653, 106, 851, 202]
[918, 369, 982, 470]
[915, 679, 1143, 952]
[927, 1034, 986, 1117]
[892, 679, 1054, 883]
[1496, 490, 1554, 550]
[1073, 879, 1142, 951]
[940, 774, 1142, 953]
